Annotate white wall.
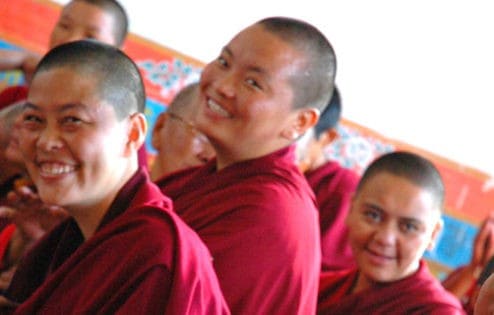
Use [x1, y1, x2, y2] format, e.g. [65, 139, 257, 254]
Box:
[55, 0, 494, 176]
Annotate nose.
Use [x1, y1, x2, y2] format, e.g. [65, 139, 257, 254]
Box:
[37, 125, 64, 152]
[198, 143, 215, 163]
[194, 135, 215, 163]
[373, 224, 397, 246]
[212, 71, 236, 99]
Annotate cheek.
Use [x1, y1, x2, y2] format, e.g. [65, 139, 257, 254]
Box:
[347, 220, 369, 249]
[199, 65, 214, 86]
[398, 235, 426, 261]
[18, 129, 36, 156]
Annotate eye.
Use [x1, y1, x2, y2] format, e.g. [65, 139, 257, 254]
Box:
[246, 78, 262, 90]
[61, 116, 82, 125]
[217, 56, 228, 68]
[22, 113, 43, 130]
[23, 114, 42, 123]
[56, 21, 70, 30]
[363, 208, 381, 223]
[400, 221, 419, 234]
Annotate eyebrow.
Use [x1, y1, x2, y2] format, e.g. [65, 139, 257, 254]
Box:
[222, 46, 268, 77]
[400, 217, 424, 226]
[24, 102, 90, 113]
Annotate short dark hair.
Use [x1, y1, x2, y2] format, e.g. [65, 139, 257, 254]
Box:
[167, 82, 199, 115]
[258, 17, 337, 112]
[314, 86, 341, 138]
[74, 0, 129, 47]
[357, 151, 445, 210]
[34, 39, 145, 119]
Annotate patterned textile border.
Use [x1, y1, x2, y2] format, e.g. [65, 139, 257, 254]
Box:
[1, 0, 493, 277]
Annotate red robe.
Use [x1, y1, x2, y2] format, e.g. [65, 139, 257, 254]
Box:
[305, 161, 359, 271]
[3, 169, 230, 314]
[157, 146, 321, 315]
[0, 86, 28, 110]
[317, 260, 465, 315]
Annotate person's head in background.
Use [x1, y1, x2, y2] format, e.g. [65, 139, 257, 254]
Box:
[49, 0, 128, 49]
[19, 40, 146, 225]
[0, 87, 28, 180]
[150, 82, 215, 181]
[296, 86, 341, 173]
[195, 16, 336, 170]
[475, 272, 494, 315]
[0, 103, 25, 184]
[346, 151, 444, 293]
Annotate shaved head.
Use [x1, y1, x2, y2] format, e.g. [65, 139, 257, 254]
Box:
[357, 151, 445, 210]
[34, 39, 145, 119]
[167, 82, 199, 117]
[258, 17, 336, 112]
[73, 0, 128, 46]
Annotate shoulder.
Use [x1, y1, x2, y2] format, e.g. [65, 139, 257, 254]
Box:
[307, 161, 360, 190]
[406, 262, 465, 313]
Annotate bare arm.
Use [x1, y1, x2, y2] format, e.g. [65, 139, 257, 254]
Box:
[0, 50, 41, 84]
[442, 213, 494, 299]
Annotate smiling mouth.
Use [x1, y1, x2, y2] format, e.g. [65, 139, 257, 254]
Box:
[39, 162, 76, 176]
[366, 248, 395, 261]
[207, 99, 232, 118]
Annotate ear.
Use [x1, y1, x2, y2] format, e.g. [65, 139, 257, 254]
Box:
[126, 113, 147, 155]
[427, 217, 444, 251]
[281, 108, 320, 141]
[318, 128, 339, 147]
[151, 113, 166, 150]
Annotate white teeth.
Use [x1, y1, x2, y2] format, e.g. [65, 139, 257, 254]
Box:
[207, 99, 231, 118]
[40, 163, 75, 176]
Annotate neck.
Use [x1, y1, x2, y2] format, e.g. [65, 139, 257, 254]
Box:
[150, 161, 162, 182]
[310, 154, 328, 171]
[69, 187, 121, 240]
[72, 162, 137, 240]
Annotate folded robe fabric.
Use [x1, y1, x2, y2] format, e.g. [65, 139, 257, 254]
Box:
[4, 169, 230, 315]
[317, 260, 465, 315]
[305, 160, 359, 271]
[158, 145, 321, 315]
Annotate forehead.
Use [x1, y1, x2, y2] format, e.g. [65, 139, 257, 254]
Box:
[226, 24, 305, 83]
[63, 1, 113, 19]
[356, 172, 439, 220]
[61, 2, 116, 31]
[29, 67, 107, 109]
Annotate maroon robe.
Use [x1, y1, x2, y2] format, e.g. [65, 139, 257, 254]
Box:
[4, 169, 230, 314]
[157, 146, 321, 315]
[305, 161, 359, 271]
[317, 260, 465, 315]
[0, 86, 28, 110]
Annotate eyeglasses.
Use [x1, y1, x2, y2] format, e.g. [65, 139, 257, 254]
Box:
[167, 111, 210, 144]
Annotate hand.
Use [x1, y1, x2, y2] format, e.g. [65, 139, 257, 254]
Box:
[471, 213, 494, 276]
[0, 184, 68, 265]
[0, 50, 41, 84]
[442, 213, 494, 299]
[19, 52, 41, 84]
